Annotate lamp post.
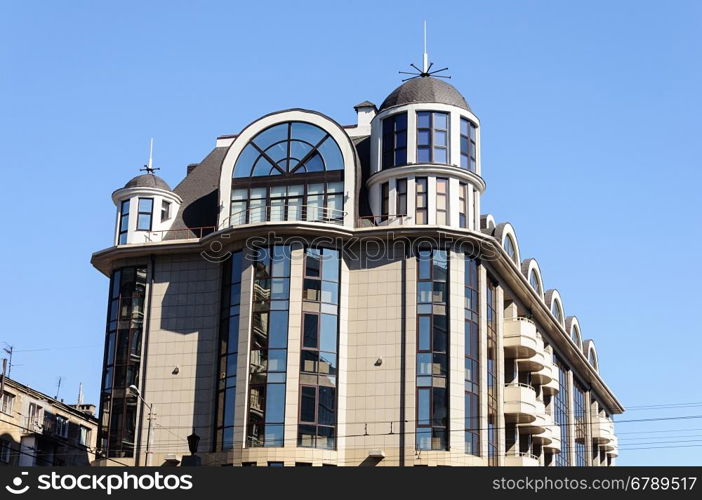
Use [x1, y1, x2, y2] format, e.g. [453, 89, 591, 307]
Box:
[128, 385, 154, 466]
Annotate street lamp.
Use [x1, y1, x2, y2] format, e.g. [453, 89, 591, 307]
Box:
[128, 385, 154, 466]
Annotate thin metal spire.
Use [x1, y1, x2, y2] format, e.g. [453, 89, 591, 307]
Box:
[398, 21, 450, 81]
[423, 20, 429, 74]
[140, 138, 160, 174]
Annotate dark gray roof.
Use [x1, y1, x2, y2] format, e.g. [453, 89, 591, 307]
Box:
[165, 147, 228, 240]
[124, 173, 172, 191]
[379, 76, 471, 112]
[354, 100, 377, 110]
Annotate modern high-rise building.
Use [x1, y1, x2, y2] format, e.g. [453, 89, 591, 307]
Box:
[91, 65, 622, 466]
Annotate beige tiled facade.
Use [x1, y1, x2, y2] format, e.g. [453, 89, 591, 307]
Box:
[93, 74, 622, 466]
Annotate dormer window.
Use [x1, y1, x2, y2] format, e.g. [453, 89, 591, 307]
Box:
[136, 198, 153, 231]
[382, 113, 407, 168]
[417, 111, 449, 164]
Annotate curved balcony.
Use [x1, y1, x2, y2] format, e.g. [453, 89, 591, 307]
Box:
[504, 452, 540, 467]
[518, 399, 548, 436]
[504, 383, 538, 424]
[606, 436, 619, 457]
[530, 409, 555, 445]
[504, 318, 538, 359]
[591, 415, 613, 444]
[517, 335, 545, 372]
[532, 354, 555, 386]
[543, 428, 562, 453]
[542, 365, 560, 395]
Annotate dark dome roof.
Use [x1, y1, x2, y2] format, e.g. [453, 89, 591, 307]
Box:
[379, 76, 471, 112]
[124, 173, 172, 191]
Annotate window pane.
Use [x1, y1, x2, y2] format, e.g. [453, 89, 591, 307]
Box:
[433, 148, 447, 163]
[320, 314, 338, 353]
[300, 386, 316, 423]
[138, 198, 153, 212]
[137, 214, 151, 230]
[264, 384, 285, 424]
[268, 311, 288, 349]
[417, 112, 431, 128]
[418, 316, 431, 351]
[418, 388, 430, 425]
[303, 314, 318, 349]
[318, 386, 336, 425]
[434, 113, 448, 129]
[321, 250, 340, 282]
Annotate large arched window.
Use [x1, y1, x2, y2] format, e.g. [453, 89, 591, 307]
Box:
[529, 269, 542, 297]
[230, 122, 345, 225]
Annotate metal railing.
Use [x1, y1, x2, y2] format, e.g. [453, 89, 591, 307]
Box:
[357, 214, 413, 227]
[227, 204, 346, 227]
[142, 226, 217, 243]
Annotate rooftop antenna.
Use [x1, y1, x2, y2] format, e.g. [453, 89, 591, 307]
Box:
[140, 138, 160, 175]
[77, 382, 84, 405]
[399, 21, 451, 81]
[54, 376, 62, 400]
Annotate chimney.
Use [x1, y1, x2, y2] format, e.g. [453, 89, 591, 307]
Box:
[187, 163, 199, 175]
[353, 101, 377, 129]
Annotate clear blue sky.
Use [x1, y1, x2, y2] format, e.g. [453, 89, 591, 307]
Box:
[1, 1, 700, 465]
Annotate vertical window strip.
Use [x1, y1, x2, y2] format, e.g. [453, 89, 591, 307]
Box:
[460, 118, 477, 172]
[215, 251, 243, 450]
[415, 177, 428, 225]
[417, 111, 449, 164]
[554, 358, 571, 466]
[486, 278, 498, 465]
[382, 112, 407, 168]
[380, 182, 389, 221]
[299, 248, 340, 449]
[99, 266, 147, 458]
[416, 249, 449, 451]
[436, 178, 448, 225]
[464, 256, 480, 455]
[136, 198, 153, 231]
[396, 178, 408, 217]
[573, 381, 587, 466]
[458, 182, 467, 228]
[246, 246, 291, 448]
[118, 200, 130, 244]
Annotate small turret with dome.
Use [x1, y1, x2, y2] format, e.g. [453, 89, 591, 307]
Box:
[367, 29, 483, 230]
[111, 139, 182, 245]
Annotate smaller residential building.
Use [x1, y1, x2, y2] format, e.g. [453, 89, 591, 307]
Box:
[0, 377, 98, 466]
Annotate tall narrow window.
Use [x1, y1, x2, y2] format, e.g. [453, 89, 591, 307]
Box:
[118, 200, 130, 244]
[464, 256, 480, 455]
[458, 182, 468, 228]
[554, 357, 571, 466]
[99, 266, 147, 458]
[380, 182, 389, 222]
[415, 177, 428, 225]
[436, 178, 448, 225]
[460, 118, 477, 171]
[574, 381, 587, 466]
[136, 198, 153, 231]
[487, 278, 498, 465]
[247, 246, 291, 448]
[216, 251, 243, 450]
[417, 112, 449, 164]
[299, 248, 340, 450]
[396, 178, 407, 217]
[382, 113, 408, 168]
[416, 249, 449, 451]
[160, 200, 171, 222]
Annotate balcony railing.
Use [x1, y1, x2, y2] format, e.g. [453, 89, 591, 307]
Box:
[357, 214, 413, 227]
[228, 205, 346, 227]
[504, 383, 538, 424]
[591, 414, 614, 443]
[504, 452, 540, 466]
[142, 226, 217, 243]
[504, 318, 538, 359]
